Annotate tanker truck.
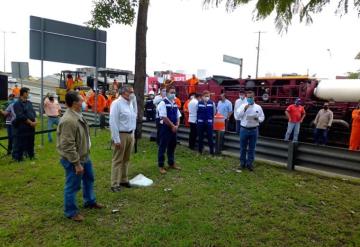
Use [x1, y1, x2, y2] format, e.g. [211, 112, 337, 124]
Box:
[174, 75, 359, 147]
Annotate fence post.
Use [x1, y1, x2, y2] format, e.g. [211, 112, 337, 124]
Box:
[287, 141, 298, 170]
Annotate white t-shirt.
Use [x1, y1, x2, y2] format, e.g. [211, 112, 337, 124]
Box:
[235, 103, 265, 128]
[188, 98, 198, 123]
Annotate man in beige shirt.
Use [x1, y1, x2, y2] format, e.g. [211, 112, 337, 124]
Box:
[313, 102, 333, 145]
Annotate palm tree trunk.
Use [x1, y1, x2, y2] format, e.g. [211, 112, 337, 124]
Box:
[134, 0, 149, 138]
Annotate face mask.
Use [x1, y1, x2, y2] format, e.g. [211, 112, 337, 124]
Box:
[81, 102, 87, 112]
[247, 98, 254, 105]
[8, 99, 15, 104]
[204, 96, 210, 102]
[27, 95, 32, 101]
[129, 93, 136, 101]
[239, 95, 244, 99]
[168, 93, 176, 100]
[161, 91, 167, 97]
[190, 95, 195, 100]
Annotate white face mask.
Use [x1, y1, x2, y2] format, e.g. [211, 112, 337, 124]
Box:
[204, 96, 210, 102]
[239, 95, 244, 99]
[129, 93, 136, 101]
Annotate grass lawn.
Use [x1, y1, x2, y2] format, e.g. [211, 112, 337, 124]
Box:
[0, 127, 360, 246]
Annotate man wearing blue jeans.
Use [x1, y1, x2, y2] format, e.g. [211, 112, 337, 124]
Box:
[284, 98, 306, 142]
[44, 94, 61, 142]
[57, 91, 103, 222]
[234, 91, 265, 171]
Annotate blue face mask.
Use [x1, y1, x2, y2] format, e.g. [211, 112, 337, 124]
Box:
[247, 98, 254, 105]
[168, 93, 176, 100]
[8, 99, 15, 104]
[81, 102, 87, 112]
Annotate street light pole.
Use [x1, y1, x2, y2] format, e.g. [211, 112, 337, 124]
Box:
[255, 31, 265, 79]
[1, 31, 16, 72]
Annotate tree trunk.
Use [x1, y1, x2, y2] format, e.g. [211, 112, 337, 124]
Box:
[134, 0, 149, 139]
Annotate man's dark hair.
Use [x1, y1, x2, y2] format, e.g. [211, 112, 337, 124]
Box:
[65, 91, 80, 107]
[246, 91, 255, 96]
[166, 85, 176, 92]
[20, 87, 30, 96]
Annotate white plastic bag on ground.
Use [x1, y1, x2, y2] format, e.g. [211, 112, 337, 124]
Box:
[129, 174, 153, 187]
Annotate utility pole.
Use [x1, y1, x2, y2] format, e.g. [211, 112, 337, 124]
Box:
[1, 31, 16, 72]
[255, 31, 265, 79]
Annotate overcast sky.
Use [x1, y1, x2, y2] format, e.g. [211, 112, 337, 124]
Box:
[0, 0, 359, 79]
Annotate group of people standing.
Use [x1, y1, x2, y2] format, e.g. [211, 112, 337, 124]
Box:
[1, 87, 36, 161]
[151, 87, 265, 172]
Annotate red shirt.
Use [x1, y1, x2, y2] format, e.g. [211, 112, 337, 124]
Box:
[286, 104, 305, 123]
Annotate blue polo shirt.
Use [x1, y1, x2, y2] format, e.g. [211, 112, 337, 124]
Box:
[217, 99, 233, 119]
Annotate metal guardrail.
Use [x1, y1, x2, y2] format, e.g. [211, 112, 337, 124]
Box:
[141, 121, 360, 178]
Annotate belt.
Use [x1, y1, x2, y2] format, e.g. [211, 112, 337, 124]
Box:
[119, 130, 133, 134]
[48, 116, 59, 118]
[241, 126, 258, 130]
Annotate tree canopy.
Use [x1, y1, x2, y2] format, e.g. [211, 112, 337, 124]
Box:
[88, 0, 138, 28]
[203, 0, 360, 32]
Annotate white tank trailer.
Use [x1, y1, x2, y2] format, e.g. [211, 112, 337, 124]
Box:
[314, 79, 360, 102]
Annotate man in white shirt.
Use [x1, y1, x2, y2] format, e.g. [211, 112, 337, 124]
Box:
[234, 91, 247, 134]
[153, 87, 167, 145]
[234, 91, 265, 171]
[188, 93, 201, 150]
[157, 86, 182, 174]
[109, 85, 137, 192]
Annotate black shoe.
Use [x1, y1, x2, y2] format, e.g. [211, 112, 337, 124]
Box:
[120, 182, 132, 188]
[111, 186, 121, 192]
[239, 165, 246, 170]
[248, 167, 254, 172]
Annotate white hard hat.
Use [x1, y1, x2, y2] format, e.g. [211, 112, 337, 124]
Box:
[149, 90, 155, 95]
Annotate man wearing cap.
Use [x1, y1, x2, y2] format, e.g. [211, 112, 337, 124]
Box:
[284, 98, 306, 142]
[44, 93, 62, 142]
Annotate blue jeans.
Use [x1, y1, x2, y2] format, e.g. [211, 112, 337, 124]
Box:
[60, 158, 96, 218]
[47, 117, 59, 142]
[197, 123, 214, 154]
[314, 128, 328, 145]
[6, 124, 13, 154]
[284, 122, 300, 142]
[236, 120, 241, 134]
[158, 125, 177, 167]
[240, 127, 258, 168]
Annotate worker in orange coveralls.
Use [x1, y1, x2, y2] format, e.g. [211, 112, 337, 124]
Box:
[187, 74, 199, 95]
[87, 91, 107, 113]
[349, 103, 360, 151]
[174, 96, 181, 109]
[12, 84, 20, 97]
[66, 74, 74, 91]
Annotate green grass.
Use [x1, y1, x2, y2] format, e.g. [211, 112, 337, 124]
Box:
[0, 127, 360, 246]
